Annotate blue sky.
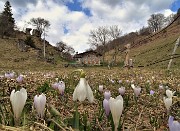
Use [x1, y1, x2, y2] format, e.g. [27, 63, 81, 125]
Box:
[66, 0, 91, 16]
[0, 0, 179, 53]
[170, 0, 180, 12]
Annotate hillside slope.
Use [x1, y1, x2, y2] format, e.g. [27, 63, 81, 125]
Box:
[105, 15, 180, 69]
[0, 35, 65, 70]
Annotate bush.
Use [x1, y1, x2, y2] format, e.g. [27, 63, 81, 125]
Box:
[24, 36, 36, 48]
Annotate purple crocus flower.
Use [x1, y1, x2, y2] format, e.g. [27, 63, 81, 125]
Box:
[16, 75, 23, 83]
[103, 99, 110, 116]
[5, 72, 14, 79]
[118, 87, 125, 96]
[150, 90, 155, 95]
[131, 84, 141, 97]
[51, 82, 59, 89]
[118, 80, 122, 84]
[168, 116, 180, 131]
[57, 81, 65, 95]
[104, 91, 111, 100]
[110, 79, 115, 84]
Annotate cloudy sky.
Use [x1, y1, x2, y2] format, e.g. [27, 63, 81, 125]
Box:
[0, 0, 179, 53]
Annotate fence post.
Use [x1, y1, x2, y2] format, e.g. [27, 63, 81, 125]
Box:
[167, 37, 180, 70]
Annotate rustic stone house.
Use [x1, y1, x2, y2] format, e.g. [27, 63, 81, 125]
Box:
[73, 50, 102, 66]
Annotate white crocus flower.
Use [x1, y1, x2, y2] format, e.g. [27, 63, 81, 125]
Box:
[166, 89, 175, 98]
[163, 89, 175, 111]
[109, 95, 123, 131]
[98, 85, 103, 92]
[163, 97, 172, 111]
[34, 93, 46, 118]
[73, 71, 94, 103]
[10, 88, 27, 120]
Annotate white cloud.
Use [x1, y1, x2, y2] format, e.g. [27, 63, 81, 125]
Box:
[0, 0, 177, 53]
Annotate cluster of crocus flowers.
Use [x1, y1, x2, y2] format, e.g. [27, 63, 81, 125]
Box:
[168, 116, 180, 131]
[73, 70, 94, 103]
[109, 95, 124, 131]
[52, 81, 65, 95]
[131, 84, 141, 97]
[34, 93, 46, 118]
[103, 91, 111, 116]
[10, 88, 27, 121]
[163, 89, 175, 112]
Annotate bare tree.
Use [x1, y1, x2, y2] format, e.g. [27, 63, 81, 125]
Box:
[109, 25, 122, 65]
[164, 14, 175, 26]
[56, 41, 75, 60]
[29, 17, 50, 58]
[138, 26, 151, 36]
[29, 17, 50, 37]
[88, 26, 110, 65]
[148, 13, 165, 32]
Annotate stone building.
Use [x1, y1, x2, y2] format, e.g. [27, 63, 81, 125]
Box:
[73, 50, 102, 66]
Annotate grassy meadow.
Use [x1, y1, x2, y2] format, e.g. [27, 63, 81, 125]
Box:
[0, 67, 179, 131]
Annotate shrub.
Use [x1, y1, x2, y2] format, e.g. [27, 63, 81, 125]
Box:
[24, 36, 36, 48]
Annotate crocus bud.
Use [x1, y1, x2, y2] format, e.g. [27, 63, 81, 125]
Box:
[118, 80, 122, 84]
[57, 81, 65, 95]
[109, 95, 123, 131]
[103, 99, 110, 116]
[110, 79, 115, 84]
[131, 84, 141, 97]
[10, 88, 27, 120]
[118, 87, 125, 96]
[34, 93, 46, 118]
[98, 85, 103, 92]
[104, 91, 111, 100]
[168, 116, 180, 131]
[159, 84, 164, 90]
[16, 75, 23, 83]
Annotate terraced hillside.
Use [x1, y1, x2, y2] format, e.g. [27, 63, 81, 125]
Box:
[105, 15, 180, 69]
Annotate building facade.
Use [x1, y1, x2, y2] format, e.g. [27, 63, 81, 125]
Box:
[74, 50, 102, 66]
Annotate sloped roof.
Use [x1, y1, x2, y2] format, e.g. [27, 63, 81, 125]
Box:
[73, 50, 102, 58]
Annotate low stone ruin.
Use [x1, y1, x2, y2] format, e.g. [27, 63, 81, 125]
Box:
[25, 28, 32, 35]
[32, 29, 41, 37]
[17, 39, 29, 52]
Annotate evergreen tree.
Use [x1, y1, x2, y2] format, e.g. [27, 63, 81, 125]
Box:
[0, 1, 15, 37]
[177, 8, 180, 16]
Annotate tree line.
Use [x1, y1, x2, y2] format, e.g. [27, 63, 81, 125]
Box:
[88, 9, 180, 65]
